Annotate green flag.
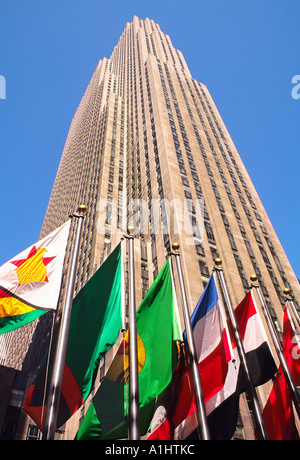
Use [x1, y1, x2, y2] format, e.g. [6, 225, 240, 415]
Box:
[76, 259, 181, 440]
[23, 242, 124, 430]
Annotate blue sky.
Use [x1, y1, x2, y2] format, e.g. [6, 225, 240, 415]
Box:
[0, 1, 299, 278]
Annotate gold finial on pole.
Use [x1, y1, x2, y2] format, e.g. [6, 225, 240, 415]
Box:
[127, 225, 135, 237]
[214, 258, 222, 270]
[78, 204, 87, 214]
[172, 242, 180, 252]
[283, 288, 291, 297]
[250, 274, 259, 288]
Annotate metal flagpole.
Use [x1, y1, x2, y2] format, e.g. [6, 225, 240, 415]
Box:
[42, 204, 87, 440]
[214, 259, 269, 440]
[172, 242, 211, 440]
[283, 288, 300, 328]
[126, 226, 140, 440]
[250, 275, 300, 420]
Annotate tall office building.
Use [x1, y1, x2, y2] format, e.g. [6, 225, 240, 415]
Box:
[1, 17, 299, 440]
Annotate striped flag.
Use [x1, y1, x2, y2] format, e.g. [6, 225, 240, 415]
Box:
[231, 291, 277, 394]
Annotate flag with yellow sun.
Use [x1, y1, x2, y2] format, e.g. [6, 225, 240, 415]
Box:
[0, 220, 71, 334]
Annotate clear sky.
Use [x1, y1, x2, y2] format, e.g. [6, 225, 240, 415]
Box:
[0, 1, 299, 278]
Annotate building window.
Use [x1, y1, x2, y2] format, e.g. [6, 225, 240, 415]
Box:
[8, 389, 24, 408]
[205, 223, 215, 243]
[227, 231, 238, 251]
[245, 240, 255, 258]
[26, 425, 41, 440]
[199, 260, 210, 277]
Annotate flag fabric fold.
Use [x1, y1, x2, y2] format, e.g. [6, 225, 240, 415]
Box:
[0, 220, 70, 334]
[282, 305, 300, 386]
[262, 365, 299, 440]
[262, 305, 300, 440]
[76, 259, 181, 440]
[23, 242, 123, 430]
[231, 291, 277, 395]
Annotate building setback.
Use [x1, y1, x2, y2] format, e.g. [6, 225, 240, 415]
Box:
[1, 17, 299, 440]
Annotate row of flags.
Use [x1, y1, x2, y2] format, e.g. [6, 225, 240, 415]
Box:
[75, 259, 180, 440]
[23, 242, 124, 430]
[147, 279, 277, 440]
[0, 218, 299, 440]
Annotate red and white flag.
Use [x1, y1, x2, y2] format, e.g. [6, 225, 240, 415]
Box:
[262, 305, 300, 440]
[282, 305, 300, 385]
[231, 291, 277, 394]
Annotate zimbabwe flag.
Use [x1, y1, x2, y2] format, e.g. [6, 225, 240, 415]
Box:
[0, 221, 70, 334]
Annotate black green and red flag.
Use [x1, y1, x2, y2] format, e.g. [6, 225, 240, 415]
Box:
[23, 242, 124, 430]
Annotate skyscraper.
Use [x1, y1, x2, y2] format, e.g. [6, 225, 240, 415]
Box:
[1, 16, 299, 440]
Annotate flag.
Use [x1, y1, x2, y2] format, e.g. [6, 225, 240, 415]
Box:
[148, 274, 239, 441]
[282, 305, 300, 386]
[232, 291, 277, 394]
[0, 221, 70, 334]
[76, 259, 181, 440]
[262, 305, 300, 440]
[23, 242, 124, 430]
[262, 366, 299, 440]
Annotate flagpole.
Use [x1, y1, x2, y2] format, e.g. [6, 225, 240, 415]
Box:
[214, 259, 269, 440]
[250, 275, 300, 420]
[172, 242, 211, 441]
[126, 226, 140, 440]
[120, 238, 126, 331]
[42, 204, 87, 440]
[283, 288, 300, 328]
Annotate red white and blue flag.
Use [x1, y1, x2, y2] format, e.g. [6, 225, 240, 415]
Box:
[149, 274, 239, 440]
[177, 273, 239, 440]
